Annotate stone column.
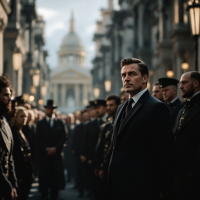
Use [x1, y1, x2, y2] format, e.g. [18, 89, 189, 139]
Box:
[0, 1, 11, 75]
[75, 84, 80, 106]
[61, 84, 66, 106]
[53, 84, 58, 104]
[83, 84, 88, 105]
[138, 4, 144, 48]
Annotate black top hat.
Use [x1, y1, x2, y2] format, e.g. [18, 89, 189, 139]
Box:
[44, 100, 57, 108]
[93, 99, 106, 107]
[158, 78, 179, 89]
[15, 94, 27, 104]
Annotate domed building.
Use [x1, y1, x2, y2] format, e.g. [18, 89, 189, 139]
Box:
[50, 12, 92, 113]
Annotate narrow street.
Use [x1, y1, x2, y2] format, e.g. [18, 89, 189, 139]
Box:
[28, 178, 90, 200]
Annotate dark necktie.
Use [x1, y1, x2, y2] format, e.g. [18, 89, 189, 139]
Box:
[48, 119, 52, 130]
[121, 98, 134, 124]
[125, 98, 134, 117]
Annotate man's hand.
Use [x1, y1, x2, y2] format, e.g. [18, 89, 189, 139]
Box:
[99, 170, 105, 179]
[46, 147, 56, 156]
[94, 169, 98, 176]
[88, 160, 92, 165]
[12, 188, 17, 200]
[80, 156, 86, 163]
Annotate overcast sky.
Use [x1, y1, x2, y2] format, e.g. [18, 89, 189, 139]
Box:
[36, 0, 119, 69]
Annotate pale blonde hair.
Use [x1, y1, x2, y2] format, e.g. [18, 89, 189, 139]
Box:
[11, 106, 28, 126]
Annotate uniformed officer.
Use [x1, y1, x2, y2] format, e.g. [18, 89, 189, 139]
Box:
[158, 77, 184, 126]
[80, 100, 107, 199]
[0, 76, 18, 200]
[95, 95, 120, 200]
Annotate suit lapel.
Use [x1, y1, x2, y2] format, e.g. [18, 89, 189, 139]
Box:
[173, 107, 183, 134]
[177, 106, 200, 135]
[117, 90, 150, 136]
[113, 102, 127, 136]
[0, 125, 10, 152]
[51, 118, 58, 136]
[118, 102, 143, 135]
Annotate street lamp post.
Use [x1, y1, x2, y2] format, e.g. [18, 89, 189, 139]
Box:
[12, 48, 23, 71]
[32, 69, 40, 87]
[94, 87, 100, 98]
[104, 79, 111, 93]
[187, 0, 200, 71]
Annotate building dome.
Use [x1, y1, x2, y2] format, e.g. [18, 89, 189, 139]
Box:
[57, 11, 86, 67]
[61, 32, 83, 47]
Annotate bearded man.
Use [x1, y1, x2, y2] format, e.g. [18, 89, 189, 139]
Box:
[0, 76, 18, 200]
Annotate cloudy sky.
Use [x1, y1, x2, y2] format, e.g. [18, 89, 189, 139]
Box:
[36, 0, 119, 69]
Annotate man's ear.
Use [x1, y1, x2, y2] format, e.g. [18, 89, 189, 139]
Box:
[143, 74, 148, 84]
[193, 80, 200, 88]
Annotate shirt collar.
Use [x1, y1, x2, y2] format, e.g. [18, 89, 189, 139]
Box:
[191, 91, 200, 100]
[170, 97, 178, 103]
[130, 88, 147, 104]
[46, 114, 55, 121]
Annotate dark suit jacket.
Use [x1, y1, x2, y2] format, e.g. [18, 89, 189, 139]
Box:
[11, 126, 33, 180]
[0, 118, 18, 198]
[106, 90, 175, 200]
[167, 98, 184, 127]
[173, 92, 200, 200]
[95, 121, 114, 170]
[82, 119, 104, 162]
[36, 117, 67, 191]
[71, 123, 86, 157]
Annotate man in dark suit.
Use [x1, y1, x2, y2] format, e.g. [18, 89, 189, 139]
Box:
[158, 78, 184, 126]
[106, 58, 175, 200]
[81, 100, 107, 199]
[173, 71, 200, 200]
[71, 110, 89, 197]
[95, 95, 120, 199]
[0, 76, 18, 200]
[36, 100, 67, 200]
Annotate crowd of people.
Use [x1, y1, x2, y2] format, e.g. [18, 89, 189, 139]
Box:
[0, 57, 200, 200]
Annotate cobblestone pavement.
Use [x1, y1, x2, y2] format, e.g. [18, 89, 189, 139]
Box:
[28, 178, 90, 200]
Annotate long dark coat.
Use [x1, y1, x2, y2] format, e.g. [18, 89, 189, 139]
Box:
[105, 90, 175, 200]
[0, 118, 18, 199]
[173, 92, 200, 200]
[36, 117, 67, 192]
[82, 119, 104, 162]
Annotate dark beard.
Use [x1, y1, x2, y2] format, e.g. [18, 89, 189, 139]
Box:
[0, 101, 11, 116]
[182, 87, 195, 99]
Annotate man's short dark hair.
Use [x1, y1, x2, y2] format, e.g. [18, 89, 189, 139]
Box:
[106, 95, 121, 105]
[153, 82, 160, 87]
[121, 58, 149, 77]
[0, 76, 11, 93]
[190, 71, 200, 87]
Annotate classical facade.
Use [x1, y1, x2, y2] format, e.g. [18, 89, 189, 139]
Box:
[0, 0, 11, 76]
[3, 0, 50, 108]
[92, 0, 196, 98]
[50, 12, 92, 114]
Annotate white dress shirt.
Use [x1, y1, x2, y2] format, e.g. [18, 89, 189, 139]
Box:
[46, 115, 55, 128]
[130, 88, 148, 108]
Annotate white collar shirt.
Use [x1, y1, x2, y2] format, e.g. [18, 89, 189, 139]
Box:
[46, 115, 55, 128]
[130, 88, 148, 108]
